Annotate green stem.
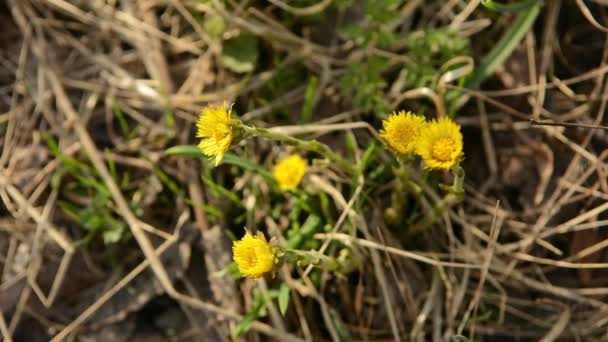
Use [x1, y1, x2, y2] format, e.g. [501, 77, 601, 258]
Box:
[285, 249, 340, 271]
[284, 248, 359, 274]
[405, 165, 465, 237]
[385, 163, 417, 225]
[451, 165, 465, 195]
[240, 123, 357, 175]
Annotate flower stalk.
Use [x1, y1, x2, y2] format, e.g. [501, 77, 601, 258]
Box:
[232, 229, 357, 279]
[405, 165, 465, 237]
[285, 247, 358, 274]
[239, 122, 356, 175]
[385, 165, 410, 225]
[191, 102, 356, 175]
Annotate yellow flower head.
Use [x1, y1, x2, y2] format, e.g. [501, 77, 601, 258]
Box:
[380, 111, 426, 155]
[416, 116, 463, 170]
[196, 102, 234, 166]
[272, 155, 307, 191]
[233, 230, 277, 279]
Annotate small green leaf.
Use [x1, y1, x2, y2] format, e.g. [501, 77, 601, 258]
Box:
[234, 300, 265, 337]
[329, 308, 352, 341]
[102, 223, 126, 244]
[301, 76, 318, 123]
[187, 198, 223, 219]
[354, 141, 377, 189]
[105, 148, 118, 183]
[204, 15, 226, 38]
[44, 133, 95, 174]
[481, 0, 540, 13]
[464, 3, 541, 90]
[221, 153, 277, 186]
[278, 283, 290, 315]
[222, 34, 258, 73]
[212, 262, 243, 279]
[111, 98, 132, 139]
[287, 214, 322, 249]
[202, 175, 243, 206]
[344, 131, 357, 161]
[152, 165, 183, 196]
[164, 145, 202, 158]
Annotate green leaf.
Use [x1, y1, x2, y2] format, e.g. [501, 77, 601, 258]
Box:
[152, 165, 183, 196]
[234, 300, 265, 337]
[481, 0, 540, 13]
[368, 0, 403, 23]
[105, 148, 118, 184]
[186, 198, 223, 219]
[287, 214, 322, 249]
[301, 76, 318, 123]
[212, 262, 243, 279]
[340, 56, 389, 114]
[354, 141, 377, 189]
[278, 283, 290, 315]
[329, 308, 352, 341]
[403, 28, 471, 89]
[201, 175, 243, 207]
[221, 153, 277, 186]
[344, 131, 357, 161]
[111, 98, 132, 139]
[44, 133, 95, 175]
[58, 200, 81, 222]
[222, 34, 259, 73]
[464, 2, 542, 89]
[203, 15, 226, 38]
[454, 336, 471, 342]
[102, 223, 126, 244]
[164, 145, 202, 158]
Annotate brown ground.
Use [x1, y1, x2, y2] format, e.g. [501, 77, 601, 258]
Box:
[2, 1, 608, 341]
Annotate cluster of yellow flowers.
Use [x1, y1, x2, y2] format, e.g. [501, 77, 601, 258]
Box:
[195, 104, 308, 278]
[195, 103, 464, 279]
[196, 102, 307, 192]
[380, 111, 464, 170]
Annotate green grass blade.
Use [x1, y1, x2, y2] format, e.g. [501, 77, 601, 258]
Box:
[301, 76, 318, 123]
[465, 2, 542, 89]
[111, 98, 132, 139]
[222, 153, 277, 186]
[481, 0, 541, 13]
[164, 145, 202, 158]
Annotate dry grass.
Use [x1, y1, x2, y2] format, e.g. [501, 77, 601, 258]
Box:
[2, 1, 608, 341]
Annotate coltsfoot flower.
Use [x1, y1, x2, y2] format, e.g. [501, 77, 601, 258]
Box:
[380, 111, 427, 156]
[272, 155, 307, 191]
[196, 102, 234, 166]
[416, 116, 463, 170]
[233, 230, 278, 279]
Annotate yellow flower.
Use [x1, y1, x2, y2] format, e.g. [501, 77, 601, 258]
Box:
[272, 155, 307, 191]
[416, 116, 463, 170]
[196, 102, 234, 166]
[233, 230, 276, 279]
[380, 111, 426, 155]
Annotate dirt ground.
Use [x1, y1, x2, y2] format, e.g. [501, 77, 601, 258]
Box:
[3, 1, 608, 341]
